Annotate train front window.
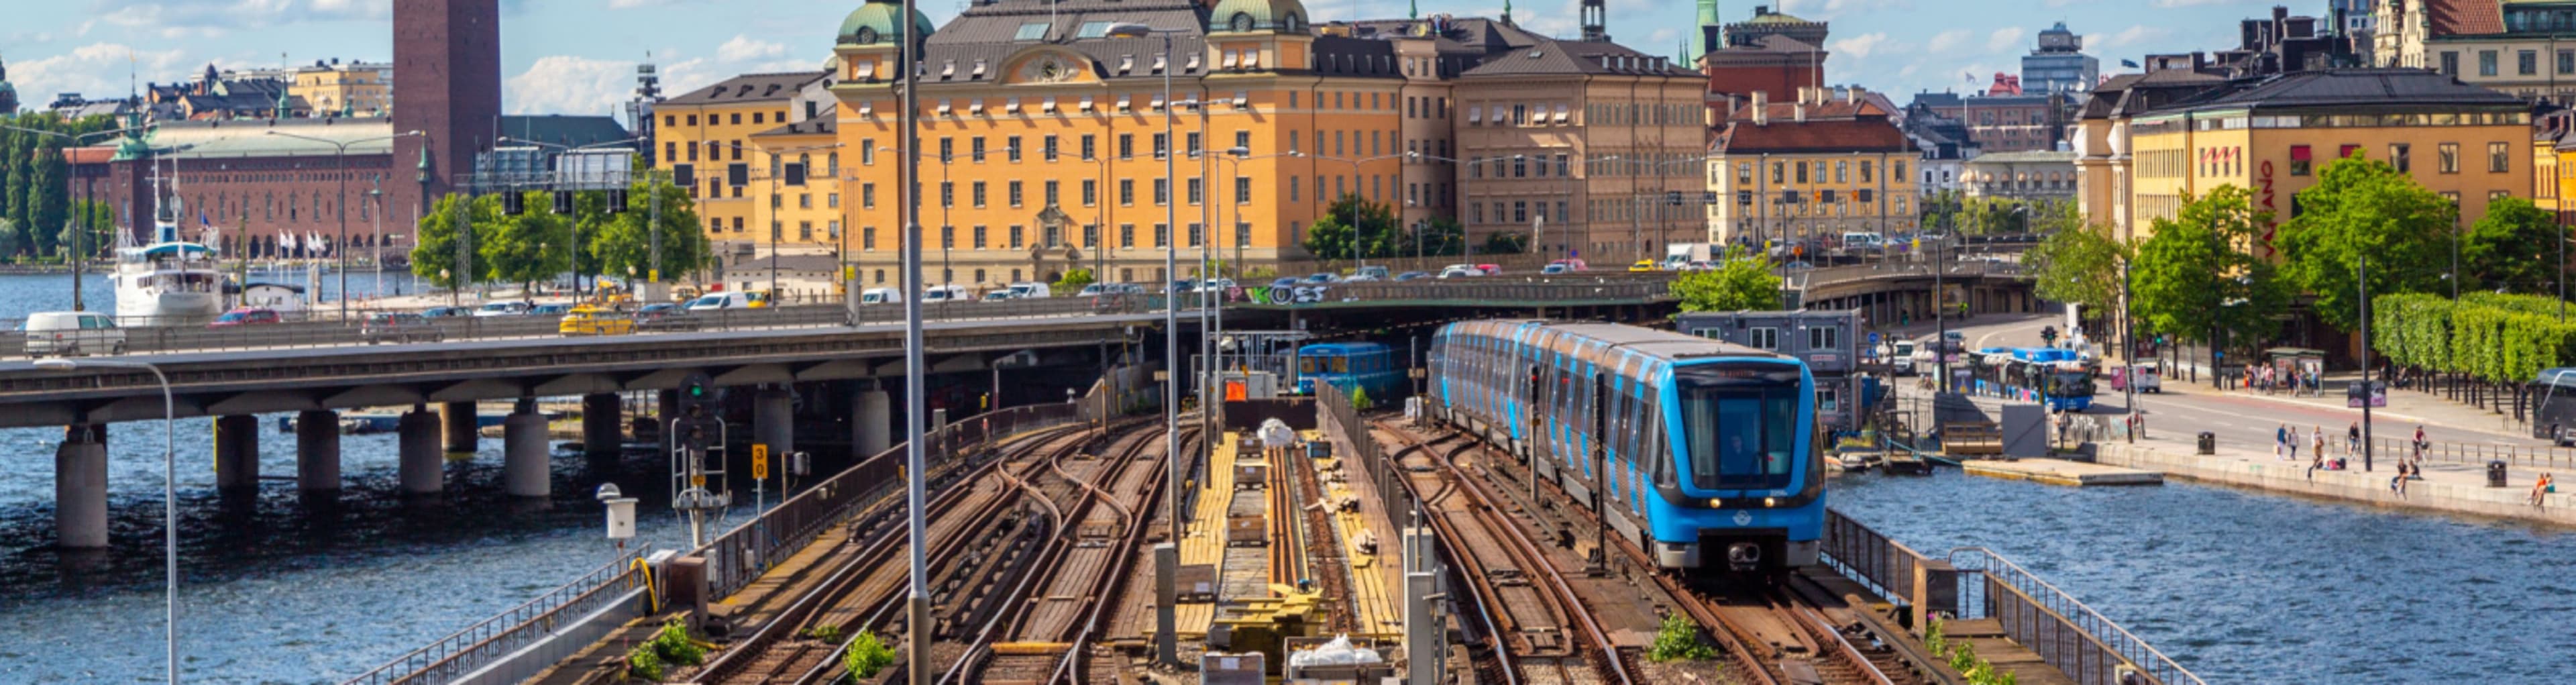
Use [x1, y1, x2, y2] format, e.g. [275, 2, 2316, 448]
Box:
[1674, 364, 1802, 491]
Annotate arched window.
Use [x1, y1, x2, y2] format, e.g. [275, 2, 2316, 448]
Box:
[1231, 12, 1255, 32]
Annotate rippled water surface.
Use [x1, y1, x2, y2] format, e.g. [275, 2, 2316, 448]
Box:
[1833, 470, 2576, 684]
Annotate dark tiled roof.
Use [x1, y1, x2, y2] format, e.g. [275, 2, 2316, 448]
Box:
[2429, 0, 2504, 36]
[497, 115, 633, 148]
[666, 72, 830, 105]
[752, 115, 838, 138]
[2156, 68, 2521, 114]
[1460, 37, 1695, 78]
[1714, 118, 1909, 154]
[1911, 91, 1963, 109]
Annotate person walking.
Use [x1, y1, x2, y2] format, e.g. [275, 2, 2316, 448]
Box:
[2312, 425, 2326, 466]
[2275, 423, 2290, 460]
[2347, 421, 2361, 458]
[2287, 424, 2302, 462]
[2412, 425, 2428, 464]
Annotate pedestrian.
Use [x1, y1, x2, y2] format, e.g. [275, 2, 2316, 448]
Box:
[2287, 425, 2302, 462]
[2312, 425, 2326, 465]
[2275, 423, 2290, 460]
[2347, 421, 2361, 458]
[2532, 473, 2555, 508]
[2412, 425, 2428, 463]
[2308, 449, 2322, 481]
[2392, 462, 2410, 498]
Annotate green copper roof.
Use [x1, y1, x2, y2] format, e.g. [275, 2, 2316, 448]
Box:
[1743, 9, 1815, 25]
[1208, 0, 1309, 33]
[837, 0, 936, 46]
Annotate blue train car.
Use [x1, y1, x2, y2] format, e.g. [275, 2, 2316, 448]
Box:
[1429, 320, 1823, 576]
[1296, 341, 1405, 400]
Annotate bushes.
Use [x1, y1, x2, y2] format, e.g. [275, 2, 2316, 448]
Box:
[2373, 293, 2576, 384]
[624, 619, 707, 682]
[1924, 617, 2019, 685]
[844, 630, 897, 680]
[1647, 613, 1717, 662]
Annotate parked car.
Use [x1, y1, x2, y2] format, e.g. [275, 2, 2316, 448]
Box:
[1169, 280, 1197, 294]
[23, 311, 125, 357]
[920, 284, 971, 303]
[1352, 266, 1391, 281]
[981, 291, 1018, 302]
[361, 312, 443, 344]
[1541, 263, 1573, 274]
[1342, 273, 1381, 283]
[1394, 271, 1431, 281]
[419, 306, 472, 318]
[1474, 264, 1502, 275]
[1783, 261, 1815, 270]
[1680, 260, 1717, 272]
[558, 305, 635, 335]
[1546, 258, 1590, 272]
[1438, 264, 1481, 278]
[633, 303, 702, 331]
[1627, 260, 1661, 272]
[1006, 282, 1054, 299]
[1301, 272, 1340, 284]
[860, 287, 904, 305]
[528, 303, 573, 317]
[207, 307, 282, 327]
[686, 292, 756, 311]
[1193, 278, 1236, 293]
[473, 301, 531, 317]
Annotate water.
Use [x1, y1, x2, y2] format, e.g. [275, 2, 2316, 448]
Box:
[1833, 471, 2576, 684]
[0, 270, 425, 322]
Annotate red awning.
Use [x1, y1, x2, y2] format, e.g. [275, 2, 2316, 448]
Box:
[2290, 146, 2312, 162]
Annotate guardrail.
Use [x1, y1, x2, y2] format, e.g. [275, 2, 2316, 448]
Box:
[1238, 278, 1673, 307]
[338, 550, 646, 685]
[1817, 509, 1918, 611]
[2367, 435, 2576, 470]
[1947, 547, 2205, 685]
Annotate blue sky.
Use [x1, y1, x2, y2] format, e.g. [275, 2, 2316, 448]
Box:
[1, 0, 2308, 119]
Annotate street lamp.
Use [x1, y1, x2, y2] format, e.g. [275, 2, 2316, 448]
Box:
[267, 129, 423, 319]
[744, 142, 846, 305]
[35, 358, 175, 685]
[4, 123, 144, 312]
[1107, 20, 1190, 668]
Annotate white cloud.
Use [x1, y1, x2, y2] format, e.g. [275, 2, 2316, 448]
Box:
[1829, 33, 1892, 60]
[605, 0, 685, 8]
[1926, 29, 1972, 54]
[1775, 0, 1913, 19]
[506, 55, 640, 116]
[1986, 27, 2026, 52]
[716, 35, 788, 63]
[2092, 25, 2168, 50]
[11, 42, 188, 106]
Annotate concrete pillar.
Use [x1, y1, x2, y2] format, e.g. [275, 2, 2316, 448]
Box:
[657, 389, 682, 456]
[213, 415, 260, 492]
[442, 401, 479, 456]
[398, 407, 443, 494]
[503, 401, 550, 498]
[855, 386, 892, 458]
[54, 426, 108, 549]
[582, 392, 623, 457]
[295, 410, 341, 494]
[754, 386, 794, 461]
[1154, 541, 1178, 666]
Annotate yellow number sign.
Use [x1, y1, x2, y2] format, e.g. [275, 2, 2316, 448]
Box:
[752, 443, 770, 480]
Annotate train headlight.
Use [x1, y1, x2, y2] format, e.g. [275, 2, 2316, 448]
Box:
[1764, 496, 1777, 508]
[1709, 498, 1723, 508]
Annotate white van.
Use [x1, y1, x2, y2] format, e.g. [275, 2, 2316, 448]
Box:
[1006, 282, 1053, 299]
[920, 284, 971, 303]
[1841, 231, 1884, 251]
[859, 287, 904, 305]
[686, 291, 755, 311]
[24, 311, 126, 357]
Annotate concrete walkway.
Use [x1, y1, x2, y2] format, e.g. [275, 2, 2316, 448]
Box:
[2094, 419, 2576, 527]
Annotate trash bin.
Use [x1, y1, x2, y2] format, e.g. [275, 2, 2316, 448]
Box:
[2196, 431, 2215, 455]
[2487, 460, 2509, 488]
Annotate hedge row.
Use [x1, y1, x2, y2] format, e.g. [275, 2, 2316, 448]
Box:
[2372, 293, 2576, 384]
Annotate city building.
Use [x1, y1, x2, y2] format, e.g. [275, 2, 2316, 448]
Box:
[2331, 0, 2377, 64]
[2021, 22, 2098, 97]
[814, 0, 1705, 289]
[72, 118, 411, 258]
[1676, 309, 1864, 431]
[2374, 0, 2576, 101]
[1900, 99, 1977, 196]
[1706, 87, 1917, 246]
[392, 0, 504, 217]
[2534, 109, 2570, 218]
[1697, 4, 1829, 117]
[2076, 68, 2530, 250]
[289, 60, 394, 117]
[0, 54, 17, 114]
[1960, 150, 2079, 202]
[650, 70, 835, 258]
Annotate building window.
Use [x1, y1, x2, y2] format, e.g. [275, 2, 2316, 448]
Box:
[1119, 134, 1134, 159]
[2438, 142, 2459, 174]
[1044, 180, 1060, 206]
[973, 225, 987, 250]
[1808, 325, 1839, 352]
[972, 181, 987, 207]
[2489, 142, 2511, 172]
[1120, 179, 1136, 205]
[1737, 163, 1753, 185]
[2560, 50, 2574, 76]
[1010, 225, 1024, 249]
[1155, 223, 1169, 248]
[862, 183, 875, 208]
[1748, 327, 1779, 350]
[2289, 145, 2312, 176]
[1083, 134, 1097, 160]
[1235, 176, 1252, 205]
[1009, 180, 1024, 207]
[2392, 144, 2412, 173]
[2521, 50, 2539, 76]
[1083, 179, 1097, 206]
[1006, 137, 1022, 162]
[861, 141, 875, 165]
[2480, 50, 2499, 76]
[1120, 224, 1136, 248]
[1187, 178, 1203, 205]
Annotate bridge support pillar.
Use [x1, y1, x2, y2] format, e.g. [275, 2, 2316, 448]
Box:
[582, 393, 622, 457]
[54, 425, 108, 549]
[754, 386, 793, 462]
[213, 415, 260, 492]
[657, 389, 682, 456]
[442, 401, 479, 457]
[853, 385, 891, 458]
[294, 410, 341, 495]
[398, 407, 443, 494]
[503, 401, 549, 498]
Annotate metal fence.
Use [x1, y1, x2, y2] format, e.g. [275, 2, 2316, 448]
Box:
[1948, 547, 2204, 685]
[338, 550, 646, 685]
[1817, 509, 1918, 611]
[2366, 435, 2576, 470]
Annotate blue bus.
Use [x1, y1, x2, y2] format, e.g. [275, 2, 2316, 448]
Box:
[2008, 347, 2095, 412]
[1296, 341, 1405, 399]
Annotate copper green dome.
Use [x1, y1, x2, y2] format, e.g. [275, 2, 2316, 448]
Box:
[837, 0, 936, 46]
[1208, 0, 1309, 33]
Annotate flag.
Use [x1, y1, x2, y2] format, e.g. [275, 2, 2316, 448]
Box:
[1964, 72, 1976, 83]
[2121, 58, 2141, 68]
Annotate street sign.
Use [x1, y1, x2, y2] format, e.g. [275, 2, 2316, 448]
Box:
[2347, 381, 2387, 408]
[752, 443, 770, 480]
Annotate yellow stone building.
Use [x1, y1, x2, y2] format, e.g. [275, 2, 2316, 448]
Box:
[2078, 68, 2531, 248]
[651, 71, 840, 258]
[288, 60, 391, 117]
[1705, 88, 1917, 246]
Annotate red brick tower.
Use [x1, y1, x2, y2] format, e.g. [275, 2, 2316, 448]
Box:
[392, 0, 502, 216]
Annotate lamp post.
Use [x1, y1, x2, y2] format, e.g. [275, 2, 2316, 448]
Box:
[266, 129, 422, 319]
[743, 142, 845, 305]
[5, 124, 142, 313]
[1193, 148, 1299, 452]
[36, 358, 174, 685]
[1108, 21, 1190, 668]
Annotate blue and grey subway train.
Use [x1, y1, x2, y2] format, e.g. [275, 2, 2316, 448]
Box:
[1430, 320, 1824, 576]
[1295, 341, 1405, 399]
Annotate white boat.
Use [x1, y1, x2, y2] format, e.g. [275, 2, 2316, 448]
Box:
[111, 224, 227, 324]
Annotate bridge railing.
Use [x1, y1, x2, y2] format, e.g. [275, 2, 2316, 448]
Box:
[337, 549, 646, 685]
[1232, 278, 1673, 307]
[1817, 509, 1919, 611]
[1947, 547, 2206, 685]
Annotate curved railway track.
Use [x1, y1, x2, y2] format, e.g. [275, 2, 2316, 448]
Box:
[687, 422, 1127, 684]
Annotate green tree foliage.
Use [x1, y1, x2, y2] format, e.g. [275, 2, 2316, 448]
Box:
[0, 113, 118, 259]
[1054, 266, 1095, 291]
[2273, 156, 2452, 330]
[1299, 193, 1396, 260]
[411, 193, 503, 289]
[1401, 216, 1465, 257]
[0, 218, 20, 259]
[1671, 257, 1784, 314]
[2130, 186, 2294, 351]
[482, 191, 574, 292]
[2375, 292, 2576, 384]
[2027, 225, 2128, 309]
[586, 180, 709, 284]
[64, 199, 115, 261]
[1919, 189, 1964, 234]
[844, 630, 897, 679]
[1648, 614, 1716, 662]
[1481, 229, 1527, 256]
[2463, 196, 2560, 294]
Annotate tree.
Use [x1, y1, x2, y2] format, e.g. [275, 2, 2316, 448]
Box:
[2027, 224, 2128, 310]
[1299, 193, 1395, 260]
[1053, 266, 1095, 292]
[2463, 195, 2559, 294]
[65, 199, 115, 261]
[2130, 186, 2294, 354]
[2273, 155, 2451, 331]
[1671, 256, 1784, 314]
[1481, 230, 1527, 256]
[412, 193, 504, 289]
[587, 180, 710, 284]
[0, 217, 21, 260]
[1402, 216, 1464, 257]
[482, 191, 574, 293]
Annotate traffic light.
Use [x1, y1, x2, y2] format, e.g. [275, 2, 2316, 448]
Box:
[2041, 326, 2059, 346]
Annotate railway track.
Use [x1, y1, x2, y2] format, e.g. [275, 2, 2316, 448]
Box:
[1379, 419, 1919, 685]
[943, 424, 1181, 685]
[688, 422, 1128, 684]
[1377, 423, 1633, 685]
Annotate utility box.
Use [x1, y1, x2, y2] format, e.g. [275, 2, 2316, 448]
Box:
[2197, 431, 2216, 455]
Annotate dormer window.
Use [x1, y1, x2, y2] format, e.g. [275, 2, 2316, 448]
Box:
[1119, 55, 1135, 73]
[1222, 52, 1240, 68]
[971, 59, 987, 77]
[1185, 54, 1200, 72]
[941, 60, 956, 77]
[1152, 54, 1167, 73]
